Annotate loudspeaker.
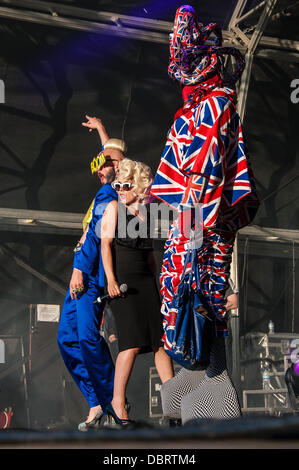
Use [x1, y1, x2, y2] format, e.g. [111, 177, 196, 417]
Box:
[0, 335, 29, 429]
[28, 304, 65, 429]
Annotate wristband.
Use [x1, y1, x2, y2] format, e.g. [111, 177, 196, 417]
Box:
[73, 242, 83, 253]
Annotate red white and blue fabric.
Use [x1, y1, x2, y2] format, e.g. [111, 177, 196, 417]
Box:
[168, 5, 223, 87]
[168, 5, 245, 90]
[151, 90, 259, 337]
[151, 88, 259, 232]
[151, 5, 259, 341]
[160, 222, 235, 340]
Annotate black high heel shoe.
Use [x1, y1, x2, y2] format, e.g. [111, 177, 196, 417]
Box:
[106, 403, 135, 428]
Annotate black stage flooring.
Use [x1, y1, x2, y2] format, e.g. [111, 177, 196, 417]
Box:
[1, 415, 299, 448]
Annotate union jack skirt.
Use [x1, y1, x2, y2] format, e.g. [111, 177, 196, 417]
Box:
[160, 220, 235, 346]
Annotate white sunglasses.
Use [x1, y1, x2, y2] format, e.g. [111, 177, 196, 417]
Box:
[112, 181, 134, 192]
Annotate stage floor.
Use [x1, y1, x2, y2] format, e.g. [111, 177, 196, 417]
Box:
[1, 414, 299, 449]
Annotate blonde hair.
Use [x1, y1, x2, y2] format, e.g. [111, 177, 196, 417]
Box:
[117, 158, 153, 203]
[104, 138, 127, 154]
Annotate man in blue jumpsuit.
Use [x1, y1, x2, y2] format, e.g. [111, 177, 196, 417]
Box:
[57, 116, 126, 429]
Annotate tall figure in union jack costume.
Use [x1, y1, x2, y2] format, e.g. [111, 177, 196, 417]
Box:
[151, 5, 259, 423]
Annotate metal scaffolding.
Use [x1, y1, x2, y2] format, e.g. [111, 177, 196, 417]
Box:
[225, 0, 280, 391]
[0, 0, 298, 52]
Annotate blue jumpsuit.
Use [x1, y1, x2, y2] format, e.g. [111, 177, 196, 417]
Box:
[57, 184, 117, 411]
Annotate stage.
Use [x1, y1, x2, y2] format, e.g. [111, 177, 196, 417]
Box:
[0, 0, 299, 461]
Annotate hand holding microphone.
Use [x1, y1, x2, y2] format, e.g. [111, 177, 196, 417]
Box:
[107, 279, 122, 299]
[93, 283, 128, 304]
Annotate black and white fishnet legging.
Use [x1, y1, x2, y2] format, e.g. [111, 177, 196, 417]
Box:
[161, 337, 241, 424]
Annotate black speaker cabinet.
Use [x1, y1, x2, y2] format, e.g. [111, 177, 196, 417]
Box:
[0, 335, 29, 429]
[28, 304, 65, 429]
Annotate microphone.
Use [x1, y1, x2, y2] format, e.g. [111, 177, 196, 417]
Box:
[93, 283, 128, 304]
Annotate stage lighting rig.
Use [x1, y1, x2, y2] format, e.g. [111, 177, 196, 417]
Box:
[285, 363, 299, 410]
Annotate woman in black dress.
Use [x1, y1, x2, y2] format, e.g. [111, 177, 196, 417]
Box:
[101, 158, 174, 425]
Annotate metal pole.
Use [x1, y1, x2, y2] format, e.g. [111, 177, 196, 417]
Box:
[236, 1, 267, 25]
[228, 0, 249, 29]
[230, 235, 242, 399]
[237, 51, 254, 121]
[237, 0, 278, 120]
[0, 6, 170, 45]
[20, 336, 31, 429]
[227, 1, 250, 404]
[0, 2, 296, 52]
[292, 241, 296, 333]
[0, 244, 66, 296]
[229, 0, 278, 403]
[248, 0, 278, 53]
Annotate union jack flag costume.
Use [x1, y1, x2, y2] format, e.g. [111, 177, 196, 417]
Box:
[151, 5, 259, 346]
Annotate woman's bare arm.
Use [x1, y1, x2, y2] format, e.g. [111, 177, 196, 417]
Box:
[101, 200, 121, 298]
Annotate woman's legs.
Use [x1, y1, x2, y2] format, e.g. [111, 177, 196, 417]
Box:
[111, 347, 140, 420]
[153, 346, 174, 384]
[111, 346, 173, 421]
[85, 405, 103, 423]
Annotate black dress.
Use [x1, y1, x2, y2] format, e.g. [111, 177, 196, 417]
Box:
[110, 203, 163, 354]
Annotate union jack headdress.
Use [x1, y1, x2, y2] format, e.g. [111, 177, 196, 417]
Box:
[151, 5, 259, 232]
[168, 5, 245, 93]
